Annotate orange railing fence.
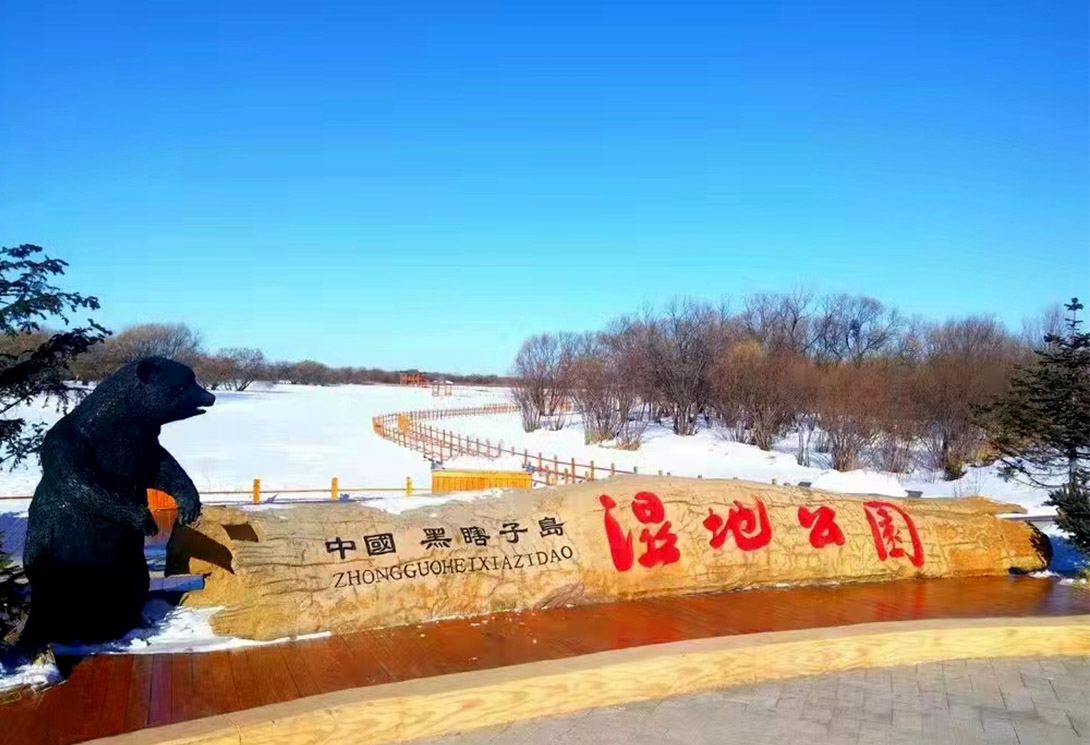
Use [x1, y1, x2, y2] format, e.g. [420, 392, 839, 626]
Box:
[0, 477, 433, 508]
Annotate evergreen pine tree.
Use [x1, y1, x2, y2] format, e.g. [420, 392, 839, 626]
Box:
[982, 298, 1090, 557]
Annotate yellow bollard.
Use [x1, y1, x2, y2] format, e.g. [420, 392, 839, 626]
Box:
[252, 478, 261, 504]
[331, 477, 339, 501]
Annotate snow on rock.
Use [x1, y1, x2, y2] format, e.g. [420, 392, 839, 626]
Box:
[0, 596, 335, 691]
[51, 597, 333, 657]
[52, 600, 252, 656]
[809, 470, 908, 497]
[0, 658, 61, 693]
[244, 488, 507, 515]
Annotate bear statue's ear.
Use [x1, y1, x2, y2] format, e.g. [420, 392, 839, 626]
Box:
[137, 359, 157, 383]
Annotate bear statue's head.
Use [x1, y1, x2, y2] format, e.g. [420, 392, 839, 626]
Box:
[132, 357, 216, 424]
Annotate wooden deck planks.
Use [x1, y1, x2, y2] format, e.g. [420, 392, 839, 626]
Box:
[122, 655, 152, 734]
[226, 648, 262, 713]
[277, 643, 321, 700]
[245, 645, 299, 705]
[96, 655, 134, 738]
[295, 637, 352, 694]
[146, 656, 172, 729]
[1, 576, 1086, 745]
[203, 651, 238, 715]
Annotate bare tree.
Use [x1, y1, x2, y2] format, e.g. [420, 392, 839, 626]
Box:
[110, 323, 203, 365]
[786, 355, 819, 466]
[872, 362, 924, 473]
[917, 316, 1019, 479]
[646, 300, 723, 435]
[740, 288, 816, 354]
[813, 294, 902, 364]
[710, 341, 798, 450]
[509, 332, 575, 432]
[1020, 303, 1066, 351]
[511, 383, 541, 432]
[816, 364, 884, 471]
[220, 347, 267, 391]
[193, 354, 235, 390]
[569, 333, 615, 444]
[287, 360, 334, 386]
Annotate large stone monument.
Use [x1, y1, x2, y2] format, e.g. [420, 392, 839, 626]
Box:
[170, 476, 1049, 641]
[23, 357, 215, 644]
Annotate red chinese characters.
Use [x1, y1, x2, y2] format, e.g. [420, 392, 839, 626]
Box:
[797, 505, 845, 548]
[703, 500, 772, 551]
[863, 501, 924, 568]
[599, 492, 680, 571]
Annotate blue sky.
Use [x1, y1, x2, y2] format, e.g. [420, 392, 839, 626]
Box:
[1, 1, 1086, 374]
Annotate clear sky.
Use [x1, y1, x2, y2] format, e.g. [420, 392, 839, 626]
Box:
[1, 1, 1086, 374]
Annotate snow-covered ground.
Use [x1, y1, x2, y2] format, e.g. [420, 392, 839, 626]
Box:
[0, 383, 507, 509]
[437, 412, 1056, 517]
[0, 383, 1052, 514]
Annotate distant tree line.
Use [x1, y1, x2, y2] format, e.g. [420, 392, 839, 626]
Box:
[512, 290, 1073, 480]
[37, 322, 508, 390]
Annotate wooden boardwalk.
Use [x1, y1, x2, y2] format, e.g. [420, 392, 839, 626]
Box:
[2, 575, 1087, 745]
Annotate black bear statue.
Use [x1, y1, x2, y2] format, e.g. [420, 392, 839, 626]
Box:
[23, 357, 215, 644]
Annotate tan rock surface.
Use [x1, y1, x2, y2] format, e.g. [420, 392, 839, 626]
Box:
[170, 476, 1048, 640]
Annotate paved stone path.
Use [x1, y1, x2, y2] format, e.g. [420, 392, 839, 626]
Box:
[412, 656, 1089, 744]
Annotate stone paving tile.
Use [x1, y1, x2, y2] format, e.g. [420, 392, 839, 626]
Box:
[407, 656, 1090, 745]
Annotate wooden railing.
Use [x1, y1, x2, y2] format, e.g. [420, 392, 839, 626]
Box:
[371, 403, 659, 486]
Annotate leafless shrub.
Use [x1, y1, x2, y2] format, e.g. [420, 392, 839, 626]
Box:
[512, 384, 541, 432]
[509, 333, 574, 432]
[570, 334, 615, 444]
[569, 330, 649, 447]
[816, 364, 883, 471]
[710, 341, 798, 450]
[615, 413, 646, 450]
[193, 355, 234, 390]
[644, 300, 724, 436]
[872, 363, 924, 473]
[916, 317, 1019, 479]
[219, 347, 266, 391]
[1019, 303, 1065, 351]
[110, 323, 203, 366]
[813, 295, 902, 364]
[506, 292, 1043, 482]
[740, 288, 817, 354]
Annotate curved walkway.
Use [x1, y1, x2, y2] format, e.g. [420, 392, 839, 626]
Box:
[372, 403, 638, 484]
[412, 656, 1090, 745]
